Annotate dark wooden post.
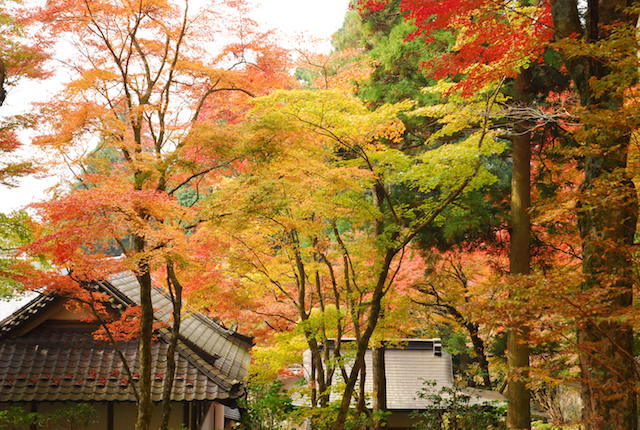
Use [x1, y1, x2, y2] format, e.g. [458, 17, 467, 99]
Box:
[107, 402, 114, 430]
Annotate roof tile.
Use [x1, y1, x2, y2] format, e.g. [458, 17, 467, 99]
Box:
[0, 272, 252, 403]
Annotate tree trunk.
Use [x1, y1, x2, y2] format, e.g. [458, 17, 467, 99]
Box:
[466, 323, 491, 388]
[134, 251, 154, 430]
[357, 356, 367, 414]
[307, 338, 326, 408]
[0, 57, 6, 106]
[159, 261, 183, 430]
[577, 133, 638, 430]
[334, 252, 394, 430]
[507, 70, 532, 430]
[370, 182, 387, 429]
[550, 1, 639, 428]
[371, 345, 387, 429]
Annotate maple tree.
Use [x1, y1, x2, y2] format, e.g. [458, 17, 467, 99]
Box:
[549, 1, 640, 428]
[334, 7, 525, 427]
[198, 81, 509, 428]
[0, 0, 48, 300]
[357, 0, 552, 95]
[0, 211, 34, 297]
[351, 2, 554, 429]
[24, 0, 290, 429]
[411, 247, 506, 389]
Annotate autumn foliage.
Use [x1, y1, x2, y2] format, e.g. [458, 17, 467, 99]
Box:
[4, 0, 640, 428]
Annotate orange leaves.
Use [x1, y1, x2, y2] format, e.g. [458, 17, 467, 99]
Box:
[28, 173, 195, 277]
[24, 0, 291, 344]
[66, 69, 119, 94]
[33, 102, 104, 148]
[294, 48, 373, 93]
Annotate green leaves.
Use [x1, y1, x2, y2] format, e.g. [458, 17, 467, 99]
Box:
[0, 211, 34, 299]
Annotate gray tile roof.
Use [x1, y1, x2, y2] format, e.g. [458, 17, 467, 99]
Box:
[0, 272, 252, 403]
[105, 272, 252, 382]
[0, 326, 233, 402]
[0, 294, 56, 337]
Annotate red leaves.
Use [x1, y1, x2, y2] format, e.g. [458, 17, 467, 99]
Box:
[357, 0, 554, 95]
[93, 306, 168, 342]
[93, 306, 141, 342]
[0, 129, 20, 152]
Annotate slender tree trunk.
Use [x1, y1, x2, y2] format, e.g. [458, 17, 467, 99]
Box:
[466, 323, 491, 388]
[321, 338, 332, 408]
[159, 261, 183, 430]
[308, 338, 327, 408]
[334, 252, 394, 430]
[507, 70, 532, 430]
[134, 247, 154, 430]
[371, 345, 387, 429]
[357, 357, 367, 414]
[0, 57, 6, 106]
[370, 183, 387, 429]
[314, 269, 332, 408]
[310, 352, 318, 408]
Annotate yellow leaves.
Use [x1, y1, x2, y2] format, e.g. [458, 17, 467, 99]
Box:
[536, 197, 577, 225]
[234, 90, 413, 227]
[250, 89, 412, 152]
[250, 332, 308, 382]
[417, 83, 506, 144]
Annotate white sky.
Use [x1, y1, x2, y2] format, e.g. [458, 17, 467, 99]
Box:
[0, 0, 350, 319]
[0, 0, 351, 212]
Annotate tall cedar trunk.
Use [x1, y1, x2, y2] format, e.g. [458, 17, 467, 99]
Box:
[577, 133, 638, 429]
[507, 70, 532, 430]
[134, 245, 154, 430]
[550, 1, 639, 428]
[159, 262, 183, 430]
[371, 345, 387, 429]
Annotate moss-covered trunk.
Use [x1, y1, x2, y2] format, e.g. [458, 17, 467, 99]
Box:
[551, 0, 639, 427]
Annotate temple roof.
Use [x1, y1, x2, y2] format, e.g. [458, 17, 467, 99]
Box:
[0, 272, 251, 403]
